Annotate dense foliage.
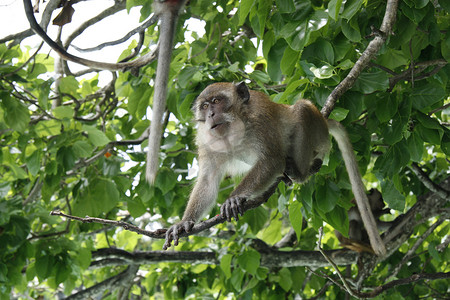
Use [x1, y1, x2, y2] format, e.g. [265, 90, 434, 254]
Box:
[0, 0, 449, 298]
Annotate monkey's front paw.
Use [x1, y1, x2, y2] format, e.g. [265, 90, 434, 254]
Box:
[162, 220, 195, 250]
[221, 196, 246, 222]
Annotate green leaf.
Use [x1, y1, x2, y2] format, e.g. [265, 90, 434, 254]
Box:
[25, 150, 41, 176]
[303, 39, 335, 65]
[127, 197, 147, 218]
[411, 84, 446, 111]
[267, 39, 287, 81]
[381, 180, 405, 211]
[82, 125, 110, 147]
[35, 255, 53, 280]
[239, 0, 254, 25]
[289, 200, 303, 242]
[428, 241, 442, 262]
[441, 131, 450, 156]
[128, 85, 151, 119]
[244, 206, 269, 233]
[324, 206, 348, 234]
[220, 254, 233, 279]
[178, 66, 201, 88]
[58, 76, 79, 94]
[310, 64, 334, 79]
[260, 212, 283, 244]
[279, 268, 293, 292]
[57, 146, 76, 171]
[382, 117, 405, 145]
[52, 106, 74, 119]
[416, 124, 442, 145]
[35, 120, 61, 137]
[72, 140, 94, 158]
[250, 70, 271, 84]
[407, 132, 424, 162]
[280, 46, 300, 76]
[278, 79, 306, 103]
[73, 178, 119, 216]
[230, 268, 245, 291]
[341, 19, 361, 42]
[77, 247, 92, 270]
[0, 262, 7, 283]
[315, 181, 340, 213]
[376, 95, 398, 123]
[329, 107, 349, 121]
[275, 0, 295, 13]
[328, 0, 343, 21]
[376, 49, 409, 70]
[353, 71, 389, 93]
[2, 95, 30, 132]
[155, 167, 177, 195]
[238, 249, 260, 275]
[54, 258, 70, 285]
[342, 0, 363, 20]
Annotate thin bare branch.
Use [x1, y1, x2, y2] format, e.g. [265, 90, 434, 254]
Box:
[23, 0, 158, 71]
[72, 14, 158, 52]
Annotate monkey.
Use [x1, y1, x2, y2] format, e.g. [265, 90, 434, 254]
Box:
[162, 82, 386, 256]
[146, 0, 187, 184]
[335, 189, 391, 253]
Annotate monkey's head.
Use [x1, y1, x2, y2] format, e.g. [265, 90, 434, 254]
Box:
[194, 82, 249, 138]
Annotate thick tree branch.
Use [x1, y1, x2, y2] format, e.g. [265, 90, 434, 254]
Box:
[90, 247, 357, 268]
[321, 0, 399, 118]
[66, 264, 139, 300]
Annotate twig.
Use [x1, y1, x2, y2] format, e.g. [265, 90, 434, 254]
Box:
[23, 0, 158, 71]
[410, 163, 450, 200]
[317, 227, 359, 298]
[72, 14, 158, 52]
[50, 210, 165, 238]
[388, 218, 444, 280]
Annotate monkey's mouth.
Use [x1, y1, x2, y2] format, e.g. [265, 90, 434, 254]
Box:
[210, 123, 224, 130]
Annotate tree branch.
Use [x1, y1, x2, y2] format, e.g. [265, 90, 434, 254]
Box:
[90, 247, 357, 268]
[72, 14, 158, 52]
[65, 264, 140, 300]
[23, 0, 158, 71]
[321, 0, 399, 118]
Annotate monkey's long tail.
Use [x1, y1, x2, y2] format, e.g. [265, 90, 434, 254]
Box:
[328, 119, 387, 256]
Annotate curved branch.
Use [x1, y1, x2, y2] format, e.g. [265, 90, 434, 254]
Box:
[63, 2, 127, 48]
[321, 0, 399, 118]
[23, 0, 158, 71]
[0, 0, 60, 44]
[72, 14, 158, 52]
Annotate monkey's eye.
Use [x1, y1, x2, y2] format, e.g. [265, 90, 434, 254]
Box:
[201, 103, 209, 110]
[211, 98, 220, 104]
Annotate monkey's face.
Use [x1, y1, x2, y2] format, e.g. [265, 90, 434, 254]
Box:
[197, 95, 231, 137]
[194, 83, 238, 138]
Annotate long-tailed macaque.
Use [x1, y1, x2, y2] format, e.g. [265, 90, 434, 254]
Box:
[163, 82, 386, 256]
[336, 189, 391, 253]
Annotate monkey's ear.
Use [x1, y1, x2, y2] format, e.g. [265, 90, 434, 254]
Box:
[235, 81, 250, 103]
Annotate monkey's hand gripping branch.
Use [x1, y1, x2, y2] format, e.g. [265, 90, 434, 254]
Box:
[163, 179, 281, 250]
